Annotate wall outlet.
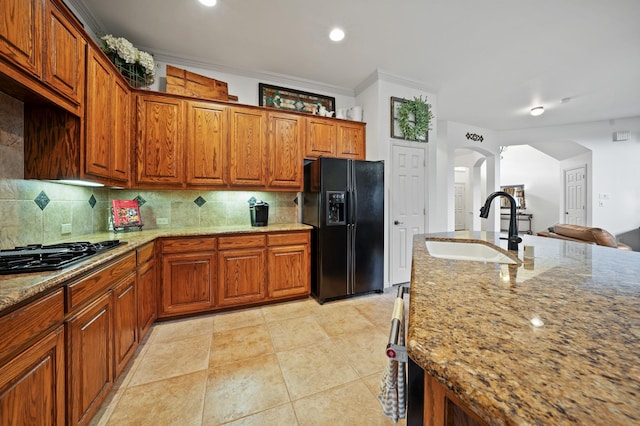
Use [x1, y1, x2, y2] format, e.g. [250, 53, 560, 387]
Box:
[157, 218, 169, 225]
[61, 223, 72, 234]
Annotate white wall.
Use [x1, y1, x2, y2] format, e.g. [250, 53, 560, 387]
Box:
[500, 145, 560, 233]
[498, 116, 640, 235]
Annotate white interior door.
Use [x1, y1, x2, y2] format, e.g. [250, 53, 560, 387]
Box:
[564, 166, 586, 225]
[390, 144, 426, 285]
[454, 183, 466, 230]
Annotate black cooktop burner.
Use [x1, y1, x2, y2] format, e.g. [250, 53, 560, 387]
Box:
[0, 240, 126, 275]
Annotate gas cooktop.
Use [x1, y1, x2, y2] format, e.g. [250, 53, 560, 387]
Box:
[0, 240, 126, 275]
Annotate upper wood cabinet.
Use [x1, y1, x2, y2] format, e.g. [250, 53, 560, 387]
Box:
[135, 94, 185, 187]
[306, 116, 337, 158]
[229, 106, 267, 187]
[337, 121, 366, 160]
[268, 112, 303, 190]
[305, 117, 366, 160]
[0, 0, 44, 79]
[44, 0, 85, 105]
[186, 101, 228, 186]
[85, 46, 130, 184]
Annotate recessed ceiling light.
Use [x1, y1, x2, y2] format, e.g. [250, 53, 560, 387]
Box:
[530, 106, 544, 116]
[199, 0, 217, 6]
[329, 28, 345, 42]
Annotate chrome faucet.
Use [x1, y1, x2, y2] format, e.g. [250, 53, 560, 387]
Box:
[480, 191, 522, 251]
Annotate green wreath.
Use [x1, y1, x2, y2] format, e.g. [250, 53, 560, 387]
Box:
[397, 96, 433, 141]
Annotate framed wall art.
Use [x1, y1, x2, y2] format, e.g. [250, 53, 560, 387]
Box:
[390, 96, 431, 142]
[259, 83, 335, 114]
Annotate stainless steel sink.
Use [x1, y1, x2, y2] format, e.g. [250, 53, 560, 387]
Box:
[425, 239, 519, 264]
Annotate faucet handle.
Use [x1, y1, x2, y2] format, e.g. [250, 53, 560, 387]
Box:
[510, 235, 523, 244]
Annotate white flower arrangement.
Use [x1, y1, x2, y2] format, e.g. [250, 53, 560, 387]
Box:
[101, 34, 155, 87]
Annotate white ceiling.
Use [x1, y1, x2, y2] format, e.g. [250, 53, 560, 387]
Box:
[69, 0, 640, 131]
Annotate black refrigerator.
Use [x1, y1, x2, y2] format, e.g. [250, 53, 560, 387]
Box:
[302, 157, 384, 303]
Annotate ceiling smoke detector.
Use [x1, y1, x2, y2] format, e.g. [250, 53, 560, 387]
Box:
[530, 106, 544, 116]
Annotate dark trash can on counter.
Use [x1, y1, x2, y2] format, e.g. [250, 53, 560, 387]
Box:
[248, 197, 269, 226]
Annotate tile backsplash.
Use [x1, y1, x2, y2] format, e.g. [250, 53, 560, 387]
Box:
[0, 92, 298, 249]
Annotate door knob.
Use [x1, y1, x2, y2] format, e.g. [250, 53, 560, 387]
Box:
[394, 220, 403, 225]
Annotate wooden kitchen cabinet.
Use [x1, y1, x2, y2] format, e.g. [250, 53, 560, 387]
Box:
[305, 116, 337, 158]
[112, 271, 138, 377]
[136, 242, 157, 339]
[229, 106, 267, 187]
[0, 326, 65, 426]
[186, 101, 228, 187]
[0, 288, 65, 426]
[268, 111, 303, 190]
[423, 374, 488, 426]
[217, 234, 267, 307]
[85, 46, 131, 184]
[159, 237, 217, 317]
[44, 0, 86, 106]
[267, 232, 310, 299]
[0, 0, 44, 79]
[66, 290, 113, 426]
[135, 94, 185, 187]
[337, 121, 366, 160]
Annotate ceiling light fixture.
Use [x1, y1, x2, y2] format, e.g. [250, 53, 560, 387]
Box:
[329, 28, 345, 42]
[198, 0, 217, 7]
[530, 106, 544, 116]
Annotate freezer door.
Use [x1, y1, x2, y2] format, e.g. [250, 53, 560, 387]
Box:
[352, 160, 384, 294]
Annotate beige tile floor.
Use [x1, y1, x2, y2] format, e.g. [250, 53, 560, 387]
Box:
[90, 287, 409, 426]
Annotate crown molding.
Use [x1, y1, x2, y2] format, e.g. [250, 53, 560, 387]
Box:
[62, 0, 106, 36]
[355, 69, 437, 96]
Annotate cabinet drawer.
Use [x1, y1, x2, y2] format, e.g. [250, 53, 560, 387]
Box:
[268, 232, 309, 246]
[137, 242, 155, 265]
[65, 251, 136, 312]
[0, 288, 64, 363]
[218, 234, 266, 250]
[161, 237, 217, 253]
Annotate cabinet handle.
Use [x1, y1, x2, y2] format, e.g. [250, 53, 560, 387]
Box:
[394, 220, 403, 225]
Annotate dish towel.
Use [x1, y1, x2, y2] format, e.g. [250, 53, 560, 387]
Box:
[377, 306, 406, 422]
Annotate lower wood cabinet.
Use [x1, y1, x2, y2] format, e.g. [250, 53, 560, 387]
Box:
[267, 232, 310, 299]
[66, 291, 113, 426]
[0, 325, 65, 426]
[112, 272, 138, 377]
[423, 374, 488, 426]
[136, 242, 157, 339]
[217, 234, 267, 307]
[159, 237, 217, 318]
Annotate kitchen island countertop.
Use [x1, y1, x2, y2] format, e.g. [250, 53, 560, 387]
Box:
[0, 223, 311, 312]
[408, 231, 639, 425]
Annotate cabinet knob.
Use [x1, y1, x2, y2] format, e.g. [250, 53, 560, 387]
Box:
[394, 220, 403, 225]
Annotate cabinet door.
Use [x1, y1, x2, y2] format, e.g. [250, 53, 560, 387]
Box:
[136, 95, 184, 186]
[0, 326, 65, 426]
[85, 47, 112, 179]
[229, 107, 267, 186]
[44, 0, 85, 105]
[218, 248, 266, 307]
[305, 117, 336, 158]
[186, 101, 228, 186]
[160, 252, 216, 317]
[0, 0, 43, 78]
[268, 112, 303, 190]
[337, 121, 366, 160]
[267, 233, 310, 299]
[137, 257, 157, 340]
[113, 272, 138, 378]
[67, 291, 113, 426]
[110, 76, 131, 183]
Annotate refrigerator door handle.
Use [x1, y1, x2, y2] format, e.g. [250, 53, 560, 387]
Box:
[346, 223, 353, 294]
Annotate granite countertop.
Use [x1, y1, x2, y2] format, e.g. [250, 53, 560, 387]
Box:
[407, 231, 640, 425]
[0, 223, 311, 312]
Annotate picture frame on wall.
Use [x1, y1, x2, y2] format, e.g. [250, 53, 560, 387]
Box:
[390, 96, 429, 142]
[259, 83, 335, 114]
